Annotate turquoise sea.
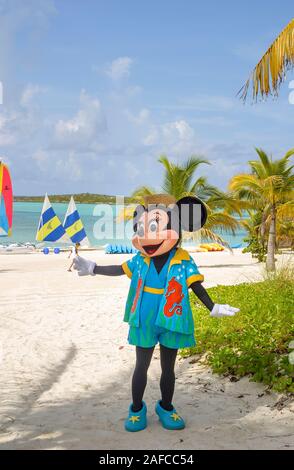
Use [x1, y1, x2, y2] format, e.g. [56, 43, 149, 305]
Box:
[1, 202, 247, 248]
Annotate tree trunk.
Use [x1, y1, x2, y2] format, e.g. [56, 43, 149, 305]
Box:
[266, 205, 276, 271]
[260, 210, 267, 250]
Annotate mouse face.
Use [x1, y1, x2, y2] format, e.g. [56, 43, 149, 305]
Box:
[132, 195, 207, 258]
[132, 205, 179, 257]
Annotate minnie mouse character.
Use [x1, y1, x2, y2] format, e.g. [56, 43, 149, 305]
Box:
[73, 194, 239, 432]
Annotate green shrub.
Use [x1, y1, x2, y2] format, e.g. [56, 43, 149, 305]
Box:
[181, 278, 294, 393]
[242, 235, 266, 262]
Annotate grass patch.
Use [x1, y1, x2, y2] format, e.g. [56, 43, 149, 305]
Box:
[181, 277, 294, 393]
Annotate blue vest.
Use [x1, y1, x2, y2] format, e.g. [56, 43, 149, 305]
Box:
[122, 248, 204, 335]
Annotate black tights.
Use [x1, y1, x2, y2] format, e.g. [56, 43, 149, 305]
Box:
[131, 345, 178, 412]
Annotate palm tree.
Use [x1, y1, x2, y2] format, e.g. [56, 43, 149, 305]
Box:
[229, 148, 294, 270]
[238, 18, 294, 101]
[130, 155, 243, 246]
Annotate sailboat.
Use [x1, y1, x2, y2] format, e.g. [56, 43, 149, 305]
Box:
[0, 161, 13, 237]
[36, 194, 69, 242]
[63, 196, 89, 246]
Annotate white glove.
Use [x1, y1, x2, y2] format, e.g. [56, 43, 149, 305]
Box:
[210, 304, 239, 318]
[73, 255, 96, 276]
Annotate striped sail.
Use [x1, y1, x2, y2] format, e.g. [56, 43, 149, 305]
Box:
[0, 162, 13, 237]
[36, 194, 68, 242]
[63, 196, 89, 246]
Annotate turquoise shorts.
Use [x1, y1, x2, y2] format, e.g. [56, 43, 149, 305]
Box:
[128, 295, 196, 350]
[128, 324, 196, 349]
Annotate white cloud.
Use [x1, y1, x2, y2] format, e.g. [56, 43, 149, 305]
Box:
[143, 119, 195, 149]
[56, 152, 82, 182]
[55, 90, 107, 146]
[0, 101, 42, 147]
[20, 84, 46, 107]
[142, 119, 199, 159]
[162, 120, 194, 141]
[105, 56, 133, 81]
[125, 108, 150, 125]
[0, 113, 16, 145]
[143, 127, 159, 146]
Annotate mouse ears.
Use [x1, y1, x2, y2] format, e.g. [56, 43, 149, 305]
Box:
[176, 196, 207, 232]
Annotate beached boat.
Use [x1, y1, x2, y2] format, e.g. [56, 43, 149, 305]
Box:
[35, 194, 89, 247]
[63, 196, 89, 246]
[0, 161, 13, 237]
[36, 194, 69, 243]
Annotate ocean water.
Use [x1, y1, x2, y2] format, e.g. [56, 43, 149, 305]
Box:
[1, 202, 247, 248]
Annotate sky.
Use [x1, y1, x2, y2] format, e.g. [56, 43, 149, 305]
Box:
[0, 0, 294, 196]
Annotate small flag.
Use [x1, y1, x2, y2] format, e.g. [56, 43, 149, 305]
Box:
[36, 194, 68, 242]
[63, 196, 89, 246]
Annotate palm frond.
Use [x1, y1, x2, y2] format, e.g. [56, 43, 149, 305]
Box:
[158, 154, 209, 200]
[283, 148, 294, 160]
[238, 18, 294, 101]
[130, 186, 156, 203]
[205, 211, 240, 235]
[207, 190, 251, 214]
[190, 179, 220, 200]
[251, 148, 272, 176]
[277, 200, 294, 219]
[229, 174, 263, 195]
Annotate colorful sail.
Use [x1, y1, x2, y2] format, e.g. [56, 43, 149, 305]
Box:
[36, 194, 68, 242]
[0, 162, 13, 237]
[63, 196, 89, 246]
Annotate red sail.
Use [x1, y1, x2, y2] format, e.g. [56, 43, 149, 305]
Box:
[0, 162, 13, 236]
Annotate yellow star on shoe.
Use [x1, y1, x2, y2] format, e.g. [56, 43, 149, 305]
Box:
[170, 412, 181, 421]
[129, 415, 140, 424]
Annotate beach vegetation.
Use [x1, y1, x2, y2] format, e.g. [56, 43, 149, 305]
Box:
[182, 270, 294, 393]
[230, 148, 294, 271]
[14, 193, 133, 205]
[242, 210, 267, 262]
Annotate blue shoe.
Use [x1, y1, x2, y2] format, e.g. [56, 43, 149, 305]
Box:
[155, 401, 185, 430]
[124, 401, 147, 432]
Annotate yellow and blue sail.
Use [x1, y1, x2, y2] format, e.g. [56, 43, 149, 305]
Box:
[36, 194, 68, 242]
[63, 196, 89, 246]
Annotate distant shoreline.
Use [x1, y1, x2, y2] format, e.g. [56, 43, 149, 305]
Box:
[14, 193, 132, 204]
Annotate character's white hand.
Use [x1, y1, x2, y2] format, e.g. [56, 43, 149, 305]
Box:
[210, 304, 239, 318]
[73, 255, 96, 276]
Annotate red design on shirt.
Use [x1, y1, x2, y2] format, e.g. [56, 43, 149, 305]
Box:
[131, 277, 143, 313]
[164, 277, 184, 317]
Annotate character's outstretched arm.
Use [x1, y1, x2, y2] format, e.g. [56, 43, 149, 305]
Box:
[190, 281, 239, 317]
[190, 281, 214, 311]
[94, 265, 124, 276]
[73, 255, 125, 276]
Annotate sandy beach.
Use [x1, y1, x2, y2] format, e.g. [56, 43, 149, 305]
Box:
[0, 248, 293, 450]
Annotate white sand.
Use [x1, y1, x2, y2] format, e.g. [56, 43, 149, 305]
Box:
[0, 249, 292, 450]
